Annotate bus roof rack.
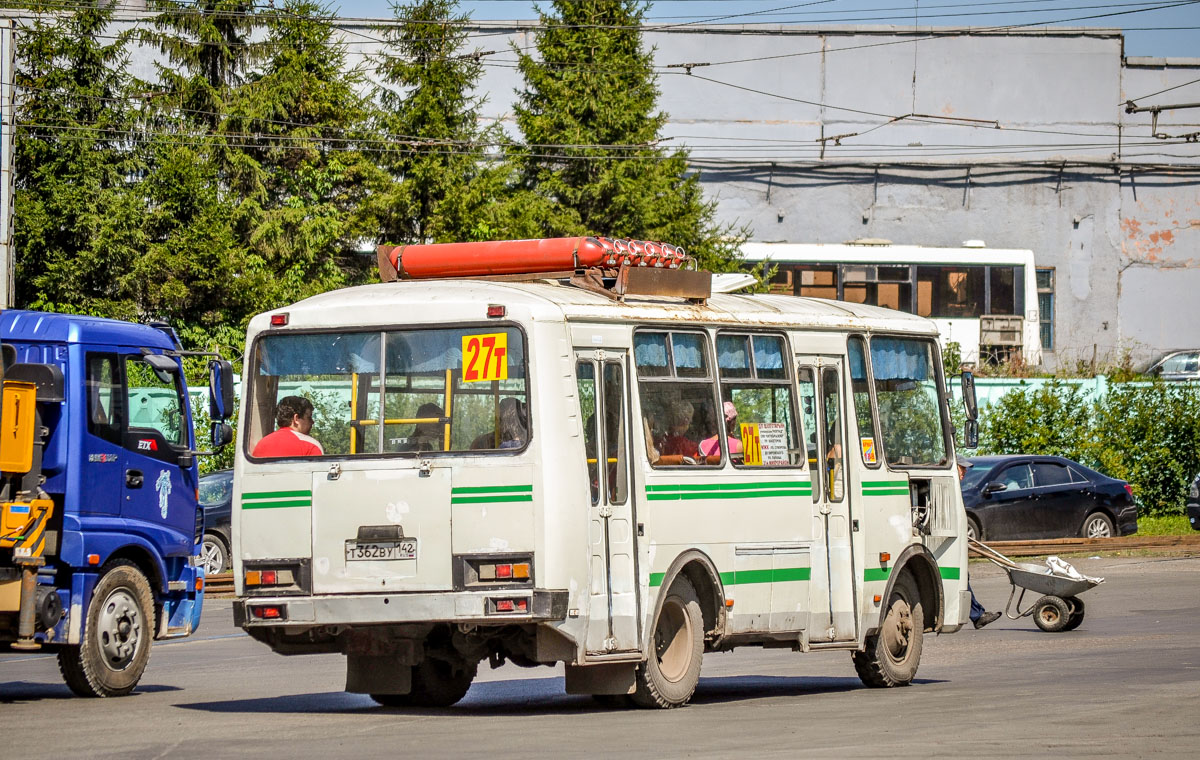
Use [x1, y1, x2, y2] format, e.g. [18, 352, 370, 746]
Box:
[377, 237, 712, 304]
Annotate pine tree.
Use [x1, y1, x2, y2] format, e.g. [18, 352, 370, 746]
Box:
[12, 2, 147, 318]
[369, 0, 511, 244]
[227, 0, 378, 304]
[512, 0, 749, 272]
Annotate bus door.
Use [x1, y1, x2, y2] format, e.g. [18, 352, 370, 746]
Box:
[575, 351, 640, 655]
[795, 356, 857, 643]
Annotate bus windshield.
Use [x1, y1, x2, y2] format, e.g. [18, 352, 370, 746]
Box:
[247, 327, 528, 457]
[870, 337, 948, 468]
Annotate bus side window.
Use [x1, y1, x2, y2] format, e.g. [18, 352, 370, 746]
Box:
[796, 367, 821, 502]
[821, 367, 845, 502]
[715, 333, 800, 468]
[847, 336, 880, 468]
[634, 331, 722, 467]
[577, 362, 600, 505]
[603, 362, 628, 503]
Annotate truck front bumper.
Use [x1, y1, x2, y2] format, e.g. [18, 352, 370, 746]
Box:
[233, 589, 569, 628]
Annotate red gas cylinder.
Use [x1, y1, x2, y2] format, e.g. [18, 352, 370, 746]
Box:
[386, 237, 687, 279]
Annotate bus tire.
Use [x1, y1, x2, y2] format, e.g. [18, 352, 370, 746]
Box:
[631, 575, 704, 709]
[853, 572, 924, 688]
[57, 561, 155, 698]
[408, 656, 477, 707]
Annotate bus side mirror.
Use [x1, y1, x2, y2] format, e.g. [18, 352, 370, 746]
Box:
[961, 370, 978, 421]
[209, 360, 235, 421]
[963, 419, 979, 449]
[210, 421, 233, 449]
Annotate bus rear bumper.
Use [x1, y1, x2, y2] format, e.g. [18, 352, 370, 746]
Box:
[233, 589, 569, 628]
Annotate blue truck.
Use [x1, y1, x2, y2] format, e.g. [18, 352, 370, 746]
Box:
[0, 310, 233, 696]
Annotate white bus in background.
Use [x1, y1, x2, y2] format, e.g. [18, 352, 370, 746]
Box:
[232, 236, 973, 709]
[742, 240, 1042, 368]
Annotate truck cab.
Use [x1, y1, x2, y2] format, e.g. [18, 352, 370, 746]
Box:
[0, 310, 233, 696]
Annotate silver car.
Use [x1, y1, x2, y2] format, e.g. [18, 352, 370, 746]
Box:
[1147, 350, 1200, 381]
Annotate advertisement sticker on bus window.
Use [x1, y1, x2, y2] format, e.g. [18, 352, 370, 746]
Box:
[740, 422, 788, 466]
[462, 333, 508, 382]
[861, 437, 877, 464]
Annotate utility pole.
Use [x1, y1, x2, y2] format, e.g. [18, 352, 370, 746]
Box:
[0, 19, 14, 307]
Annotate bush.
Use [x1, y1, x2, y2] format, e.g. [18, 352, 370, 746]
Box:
[976, 380, 1200, 516]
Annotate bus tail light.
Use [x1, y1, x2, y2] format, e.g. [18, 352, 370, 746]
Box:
[242, 560, 310, 595]
[250, 604, 287, 620]
[457, 555, 534, 589]
[487, 304, 506, 318]
[489, 597, 529, 615]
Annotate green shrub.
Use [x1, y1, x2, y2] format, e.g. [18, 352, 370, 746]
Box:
[975, 379, 1200, 516]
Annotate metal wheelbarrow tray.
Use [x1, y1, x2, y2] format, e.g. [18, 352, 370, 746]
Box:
[968, 538, 1104, 632]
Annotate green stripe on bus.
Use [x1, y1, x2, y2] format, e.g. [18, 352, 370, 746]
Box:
[451, 485, 533, 495]
[861, 480, 907, 487]
[862, 491, 910, 497]
[864, 568, 891, 582]
[243, 490, 312, 500]
[646, 481, 809, 492]
[450, 494, 535, 504]
[649, 567, 810, 587]
[940, 567, 961, 580]
[646, 489, 811, 501]
[242, 499, 311, 509]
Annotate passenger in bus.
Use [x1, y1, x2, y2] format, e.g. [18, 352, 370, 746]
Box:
[700, 401, 742, 458]
[252, 396, 324, 457]
[660, 400, 701, 460]
[397, 402, 444, 452]
[498, 397, 528, 449]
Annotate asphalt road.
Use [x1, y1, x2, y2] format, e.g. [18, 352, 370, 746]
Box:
[3, 556, 1198, 759]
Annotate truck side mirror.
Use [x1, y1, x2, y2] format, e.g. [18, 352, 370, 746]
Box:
[961, 370, 978, 421]
[210, 421, 233, 449]
[209, 360, 235, 421]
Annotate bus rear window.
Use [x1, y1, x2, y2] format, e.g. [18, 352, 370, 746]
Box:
[247, 327, 528, 457]
[870, 337, 948, 468]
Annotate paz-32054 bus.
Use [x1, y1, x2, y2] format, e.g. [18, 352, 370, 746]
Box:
[232, 237, 974, 708]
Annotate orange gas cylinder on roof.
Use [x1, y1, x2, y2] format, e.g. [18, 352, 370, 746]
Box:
[379, 236, 689, 279]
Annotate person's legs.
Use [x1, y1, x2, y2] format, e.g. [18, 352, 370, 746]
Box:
[969, 581, 985, 623]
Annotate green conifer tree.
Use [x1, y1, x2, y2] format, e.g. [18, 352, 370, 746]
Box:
[369, 0, 511, 244]
[227, 0, 378, 303]
[12, 2, 147, 318]
[512, 0, 750, 273]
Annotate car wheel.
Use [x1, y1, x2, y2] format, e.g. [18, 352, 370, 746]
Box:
[966, 515, 982, 542]
[1081, 512, 1114, 539]
[201, 533, 229, 576]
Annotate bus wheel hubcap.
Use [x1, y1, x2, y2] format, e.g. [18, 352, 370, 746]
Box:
[882, 598, 913, 662]
[655, 600, 692, 683]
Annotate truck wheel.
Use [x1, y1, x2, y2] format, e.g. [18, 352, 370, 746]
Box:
[201, 533, 229, 576]
[57, 561, 155, 697]
[630, 575, 704, 708]
[853, 572, 924, 687]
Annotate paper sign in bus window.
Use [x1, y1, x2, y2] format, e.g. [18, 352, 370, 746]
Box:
[861, 436, 877, 464]
[740, 422, 788, 466]
[462, 333, 508, 382]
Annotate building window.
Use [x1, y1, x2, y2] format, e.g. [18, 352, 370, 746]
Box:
[1036, 268, 1055, 350]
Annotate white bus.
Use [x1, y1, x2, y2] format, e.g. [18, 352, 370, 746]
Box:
[232, 237, 973, 708]
[742, 240, 1042, 367]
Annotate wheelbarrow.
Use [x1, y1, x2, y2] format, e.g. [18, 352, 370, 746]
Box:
[968, 538, 1104, 632]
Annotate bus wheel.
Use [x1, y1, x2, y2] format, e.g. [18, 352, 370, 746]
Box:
[853, 572, 924, 688]
[631, 575, 704, 708]
[57, 561, 155, 697]
[408, 655, 477, 707]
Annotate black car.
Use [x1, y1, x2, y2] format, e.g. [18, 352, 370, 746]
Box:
[961, 455, 1137, 541]
[1187, 473, 1200, 531]
[199, 468, 233, 575]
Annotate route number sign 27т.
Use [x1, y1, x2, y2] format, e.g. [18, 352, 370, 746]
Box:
[462, 333, 508, 382]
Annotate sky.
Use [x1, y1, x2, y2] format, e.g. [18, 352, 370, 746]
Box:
[328, 0, 1200, 58]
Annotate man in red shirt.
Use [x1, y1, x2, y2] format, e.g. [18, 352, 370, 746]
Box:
[252, 396, 324, 457]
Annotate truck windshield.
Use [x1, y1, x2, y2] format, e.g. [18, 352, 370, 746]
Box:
[247, 327, 527, 457]
[870, 337, 949, 468]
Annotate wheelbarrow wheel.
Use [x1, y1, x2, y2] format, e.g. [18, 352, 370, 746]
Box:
[1033, 595, 1071, 632]
[1061, 596, 1085, 632]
